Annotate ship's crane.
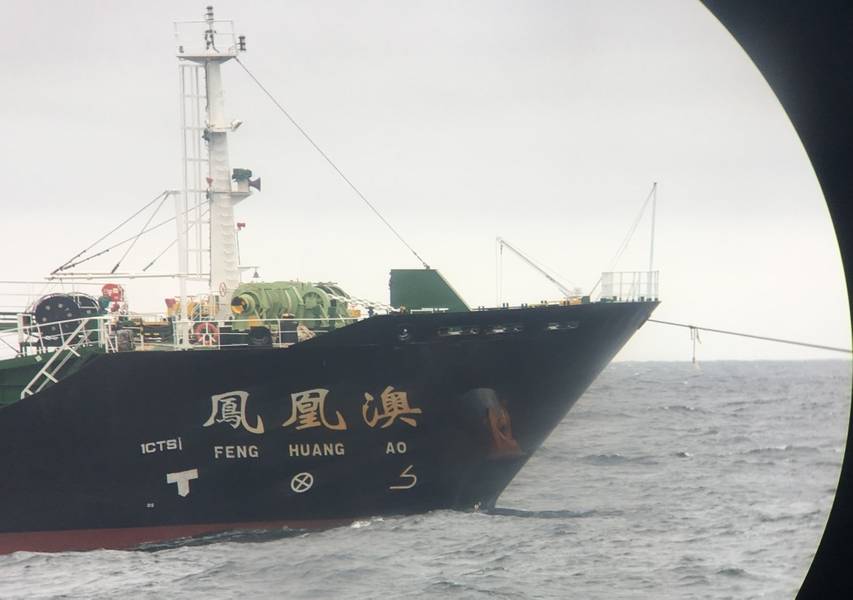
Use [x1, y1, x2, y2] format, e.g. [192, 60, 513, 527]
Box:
[496, 236, 575, 302]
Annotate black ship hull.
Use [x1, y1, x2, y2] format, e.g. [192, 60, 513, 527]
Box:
[0, 301, 656, 552]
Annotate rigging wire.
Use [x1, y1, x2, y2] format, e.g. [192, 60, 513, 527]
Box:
[607, 184, 657, 273]
[647, 318, 852, 355]
[588, 183, 657, 297]
[53, 190, 170, 273]
[110, 192, 171, 273]
[234, 57, 431, 270]
[56, 247, 114, 273]
[142, 206, 212, 272]
[142, 239, 178, 273]
[527, 245, 580, 288]
[495, 237, 579, 301]
[54, 196, 210, 273]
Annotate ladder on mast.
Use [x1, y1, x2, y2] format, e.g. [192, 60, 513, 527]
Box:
[179, 63, 210, 280]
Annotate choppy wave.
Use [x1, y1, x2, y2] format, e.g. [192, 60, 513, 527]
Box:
[661, 404, 706, 413]
[487, 507, 622, 519]
[716, 567, 748, 578]
[581, 453, 659, 465]
[743, 444, 820, 455]
[136, 527, 310, 552]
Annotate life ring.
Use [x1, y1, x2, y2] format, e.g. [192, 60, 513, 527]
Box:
[101, 283, 124, 302]
[193, 321, 219, 346]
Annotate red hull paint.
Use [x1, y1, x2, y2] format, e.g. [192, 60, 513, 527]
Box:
[0, 519, 352, 554]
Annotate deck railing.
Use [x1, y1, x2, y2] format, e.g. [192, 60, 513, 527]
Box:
[1, 314, 364, 358]
[166, 316, 360, 351]
[2, 314, 112, 356]
[1, 281, 661, 360]
[598, 271, 660, 302]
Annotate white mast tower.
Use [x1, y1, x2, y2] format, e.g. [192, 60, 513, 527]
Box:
[174, 6, 258, 329]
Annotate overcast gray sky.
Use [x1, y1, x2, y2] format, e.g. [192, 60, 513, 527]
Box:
[0, 0, 849, 361]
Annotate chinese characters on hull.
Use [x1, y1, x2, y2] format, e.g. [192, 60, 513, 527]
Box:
[204, 391, 265, 434]
[363, 386, 422, 428]
[202, 387, 423, 433]
[159, 387, 429, 501]
[282, 389, 347, 431]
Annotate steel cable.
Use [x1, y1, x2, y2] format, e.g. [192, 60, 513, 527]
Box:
[235, 58, 431, 270]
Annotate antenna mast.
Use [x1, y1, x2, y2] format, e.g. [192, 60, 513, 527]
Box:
[648, 182, 657, 299]
[174, 6, 256, 320]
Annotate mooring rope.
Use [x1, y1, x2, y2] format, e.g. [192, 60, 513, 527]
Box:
[647, 318, 852, 354]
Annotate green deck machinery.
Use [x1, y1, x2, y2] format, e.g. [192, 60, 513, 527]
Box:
[229, 281, 352, 333]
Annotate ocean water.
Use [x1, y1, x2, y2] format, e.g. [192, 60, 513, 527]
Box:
[1, 360, 848, 599]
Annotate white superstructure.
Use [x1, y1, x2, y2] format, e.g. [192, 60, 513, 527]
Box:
[175, 6, 256, 319]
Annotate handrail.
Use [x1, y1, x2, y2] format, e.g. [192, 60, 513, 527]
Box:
[1, 288, 659, 361]
[1, 314, 113, 360]
[172, 316, 359, 351]
[596, 271, 660, 302]
[20, 317, 100, 398]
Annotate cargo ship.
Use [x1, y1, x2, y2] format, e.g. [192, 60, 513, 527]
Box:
[0, 7, 658, 553]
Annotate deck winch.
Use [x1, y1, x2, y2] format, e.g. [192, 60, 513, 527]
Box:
[229, 281, 353, 332]
[29, 293, 102, 343]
